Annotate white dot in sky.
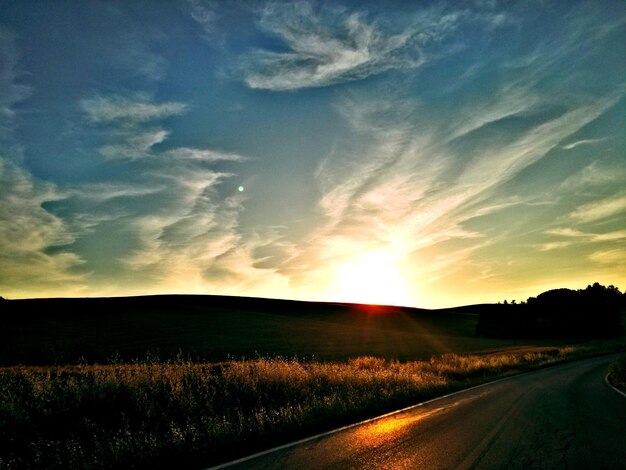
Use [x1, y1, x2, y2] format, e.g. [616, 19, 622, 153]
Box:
[238, 186, 245, 192]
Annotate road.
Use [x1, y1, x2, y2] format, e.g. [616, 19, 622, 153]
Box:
[217, 354, 626, 470]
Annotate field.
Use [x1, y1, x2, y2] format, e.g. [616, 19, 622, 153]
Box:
[4, 346, 621, 469]
[0, 295, 571, 365]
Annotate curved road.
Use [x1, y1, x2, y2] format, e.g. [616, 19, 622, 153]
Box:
[217, 354, 626, 470]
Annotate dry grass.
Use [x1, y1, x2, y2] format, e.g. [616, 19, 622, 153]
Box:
[0, 344, 619, 469]
[608, 354, 626, 392]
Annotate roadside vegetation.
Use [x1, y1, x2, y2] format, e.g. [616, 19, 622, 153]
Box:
[608, 354, 626, 393]
[1, 343, 623, 469]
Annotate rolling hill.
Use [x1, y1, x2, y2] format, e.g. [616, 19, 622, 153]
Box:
[0, 295, 563, 365]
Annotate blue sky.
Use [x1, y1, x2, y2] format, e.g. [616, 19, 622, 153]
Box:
[1, 0, 625, 307]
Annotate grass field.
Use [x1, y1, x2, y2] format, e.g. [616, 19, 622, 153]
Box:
[3, 345, 622, 469]
[2, 295, 623, 468]
[0, 295, 572, 365]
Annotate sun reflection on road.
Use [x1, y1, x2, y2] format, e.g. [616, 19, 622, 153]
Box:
[352, 406, 446, 448]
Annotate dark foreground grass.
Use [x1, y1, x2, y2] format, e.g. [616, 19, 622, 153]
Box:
[608, 354, 626, 392]
[1, 343, 623, 469]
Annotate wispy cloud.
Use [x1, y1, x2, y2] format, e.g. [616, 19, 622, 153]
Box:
[559, 161, 626, 192]
[277, 25, 624, 303]
[0, 159, 85, 295]
[162, 147, 249, 162]
[114, 33, 167, 82]
[82, 94, 248, 162]
[187, 0, 219, 35]
[3, 1, 625, 304]
[547, 227, 626, 242]
[546, 228, 587, 238]
[77, 91, 281, 294]
[99, 128, 169, 160]
[569, 194, 626, 223]
[589, 249, 626, 265]
[68, 183, 164, 202]
[122, 167, 288, 295]
[539, 227, 626, 251]
[561, 137, 608, 150]
[81, 94, 187, 124]
[0, 28, 30, 139]
[243, 1, 460, 90]
[536, 241, 574, 252]
[0, 30, 84, 296]
[92, 7, 169, 82]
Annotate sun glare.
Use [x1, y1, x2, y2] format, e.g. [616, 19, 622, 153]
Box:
[333, 252, 412, 307]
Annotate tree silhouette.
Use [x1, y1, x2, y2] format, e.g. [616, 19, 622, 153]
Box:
[477, 283, 624, 338]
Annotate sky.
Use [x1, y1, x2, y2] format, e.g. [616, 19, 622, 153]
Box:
[0, 0, 625, 308]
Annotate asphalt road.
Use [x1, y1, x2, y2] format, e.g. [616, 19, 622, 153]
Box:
[218, 354, 626, 470]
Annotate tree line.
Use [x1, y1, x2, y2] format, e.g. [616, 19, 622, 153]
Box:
[477, 283, 625, 338]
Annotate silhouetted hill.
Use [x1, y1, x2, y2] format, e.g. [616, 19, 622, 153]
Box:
[0, 295, 559, 366]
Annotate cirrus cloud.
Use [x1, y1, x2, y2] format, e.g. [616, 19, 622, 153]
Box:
[0, 159, 85, 295]
[569, 194, 626, 224]
[242, 1, 461, 91]
[81, 94, 187, 124]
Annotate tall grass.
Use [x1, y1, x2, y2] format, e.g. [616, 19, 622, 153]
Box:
[608, 354, 626, 392]
[0, 346, 616, 469]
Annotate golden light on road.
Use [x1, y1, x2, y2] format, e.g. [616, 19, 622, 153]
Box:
[332, 252, 412, 307]
[350, 407, 446, 449]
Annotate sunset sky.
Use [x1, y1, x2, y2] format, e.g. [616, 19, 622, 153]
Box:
[1, 0, 625, 308]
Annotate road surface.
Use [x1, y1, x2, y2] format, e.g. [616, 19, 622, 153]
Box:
[217, 354, 626, 469]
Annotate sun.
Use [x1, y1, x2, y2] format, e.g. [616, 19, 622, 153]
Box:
[332, 252, 412, 307]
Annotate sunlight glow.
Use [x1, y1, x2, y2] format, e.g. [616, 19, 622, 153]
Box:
[332, 252, 412, 306]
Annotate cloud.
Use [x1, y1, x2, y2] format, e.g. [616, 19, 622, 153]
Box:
[278, 52, 622, 301]
[569, 194, 626, 223]
[77, 92, 280, 294]
[561, 137, 608, 150]
[113, 32, 168, 82]
[82, 93, 250, 162]
[241, 2, 626, 304]
[0, 29, 31, 139]
[593, 230, 626, 242]
[536, 241, 574, 252]
[589, 249, 626, 265]
[81, 94, 187, 124]
[546, 228, 587, 238]
[0, 30, 84, 296]
[122, 166, 288, 295]
[558, 161, 626, 192]
[162, 147, 249, 162]
[68, 183, 164, 202]
[547, 227, 626, 241]
[99, 128, 169, 160]
[188, 0, 219, 35]
[242, 1, 460, 90]
[537, 225, 626, 253]
[87, 6, 169, 82]
[0, 159, 85, 294]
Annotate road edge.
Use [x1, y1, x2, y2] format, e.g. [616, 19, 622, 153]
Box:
[605, 372, 626, 399]
[207, 353, 618, 470]
[208, 376, 512, 470]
